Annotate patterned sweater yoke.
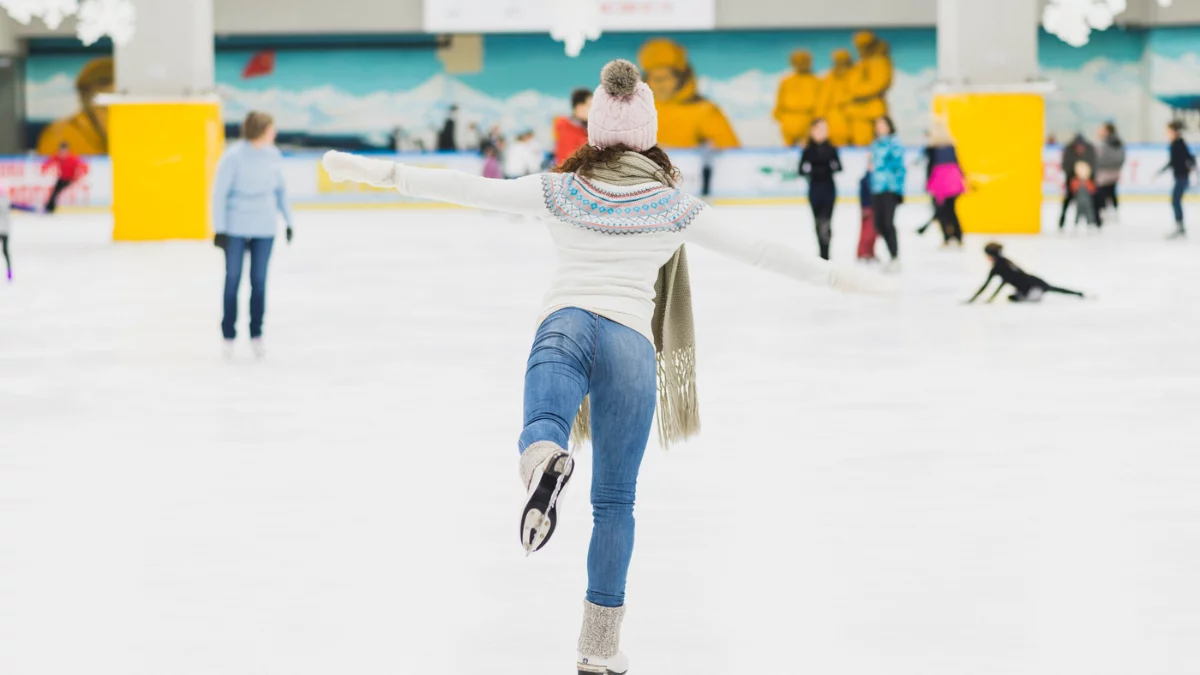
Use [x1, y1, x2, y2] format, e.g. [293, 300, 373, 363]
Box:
[540, 173, 706, 235]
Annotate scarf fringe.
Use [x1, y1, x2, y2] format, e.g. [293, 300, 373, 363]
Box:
[567, 345, 700, 451]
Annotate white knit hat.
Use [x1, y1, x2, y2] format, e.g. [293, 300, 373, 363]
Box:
[587, 60, 658, 152]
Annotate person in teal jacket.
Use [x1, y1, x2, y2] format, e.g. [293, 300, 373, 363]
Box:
[869, 116, 905, 272]
[212, 111, 294, 358]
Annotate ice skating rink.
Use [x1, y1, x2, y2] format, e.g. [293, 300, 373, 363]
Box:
[2, 203, 1199, 675]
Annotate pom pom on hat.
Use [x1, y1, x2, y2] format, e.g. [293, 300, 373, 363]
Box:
[588, 59, 658, 152]
[600, 59, 641, 98]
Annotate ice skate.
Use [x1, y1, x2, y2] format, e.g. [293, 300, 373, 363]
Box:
[577, 601, 629, 675]
[250, 337, 267, 359]
[884, 259, 902, 274]
[518, 441, 575, 554]
[1167, 224, 1187, 240]
[222, 339, 235, 360]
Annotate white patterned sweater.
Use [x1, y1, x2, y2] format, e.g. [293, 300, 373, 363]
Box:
[378, 163, 867, 345]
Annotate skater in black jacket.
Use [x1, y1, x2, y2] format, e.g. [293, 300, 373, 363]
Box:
[1162, 120, 1196, 239]
[968, 242, 1085, 303]
[798, 118, 842, 259]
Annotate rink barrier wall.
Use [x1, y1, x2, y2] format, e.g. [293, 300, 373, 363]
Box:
[4, 145, 1196, 211]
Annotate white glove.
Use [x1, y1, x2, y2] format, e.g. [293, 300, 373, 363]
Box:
[322, 151, 398, 188]
[829, 265, 898, 298]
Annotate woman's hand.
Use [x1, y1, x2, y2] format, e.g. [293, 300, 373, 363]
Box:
[322, 151, 397, 188]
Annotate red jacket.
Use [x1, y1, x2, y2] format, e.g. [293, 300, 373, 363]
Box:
[554, 116, 588, 167]
[43, 152, 86, 181]
[1069, 177, 1095, 194]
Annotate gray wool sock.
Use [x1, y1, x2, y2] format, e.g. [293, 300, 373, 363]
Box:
[577, 600, 625, 658]
[519, 441, 564, 489]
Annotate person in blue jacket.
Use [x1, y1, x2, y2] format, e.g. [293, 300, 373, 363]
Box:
[212, 111, 294, 358]
[869, 116, 905, 272]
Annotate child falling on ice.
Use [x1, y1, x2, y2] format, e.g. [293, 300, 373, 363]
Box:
[967, 242, 1085, 303]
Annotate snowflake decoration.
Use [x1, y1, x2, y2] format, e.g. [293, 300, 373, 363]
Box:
[38, 0, 79, 29]
[76, 0, 136, 46]
[1043, 0, 1173, 47]
[1043, 0, 1124, 47]
[0, 0, 135, 46]
[549, 0, 602, 58]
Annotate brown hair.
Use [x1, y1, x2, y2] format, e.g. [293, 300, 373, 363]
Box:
[242, 111, 275, 142]
[554, 143, 680, 186]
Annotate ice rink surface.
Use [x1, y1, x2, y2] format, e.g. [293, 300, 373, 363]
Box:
[2, 202, 1199, 675]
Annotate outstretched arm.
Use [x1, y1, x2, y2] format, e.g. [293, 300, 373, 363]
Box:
[322, 151, 546, 216]
[987, 282, 1007, 302]
[967, 272, 995, 303]
[682, 207, 893, 296]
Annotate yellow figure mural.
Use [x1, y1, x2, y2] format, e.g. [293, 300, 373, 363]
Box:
[774, 50, 821, 146]
[817, 49, 855, 147]
[638, 38, 739, 149]
[845, 32, 893, 146]
[37, 57, 114, 156]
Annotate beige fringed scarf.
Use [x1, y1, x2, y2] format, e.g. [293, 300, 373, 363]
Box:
[567, 152, 701, 450]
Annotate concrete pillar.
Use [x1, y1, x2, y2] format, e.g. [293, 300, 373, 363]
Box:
[0, 16, 24, 154]
[935, 0, 1045, 235]
[109, 0, 221, 241]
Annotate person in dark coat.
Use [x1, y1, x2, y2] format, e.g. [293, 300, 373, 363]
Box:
[437, 105, 458, 152]
[798, 118, 842, 259]
[1161, 120, 1196, 239]
[1058, 133, 1098, 229]
[968, 242, 1085, 303]
[1094, 122, 1125, 220]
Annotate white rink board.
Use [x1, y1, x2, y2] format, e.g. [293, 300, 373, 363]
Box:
[1, 145, 1191, 209]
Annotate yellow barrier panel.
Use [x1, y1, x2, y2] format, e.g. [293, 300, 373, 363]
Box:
[933, 93, 1044, 235]
[110, 102, 223, 241]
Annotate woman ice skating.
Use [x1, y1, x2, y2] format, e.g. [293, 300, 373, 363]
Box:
[212, 111, 294, 359]
[1162, 120, 1196, 240]
[0, 178, 35, 282]
[869, 116, 905, 271]
[968, 242, 1084, 304]
[798, 118, 842, 260]
[925, 119, 966, 247]
[0, 189, 10, 282]
[322, 59, 890, 675]
[1095, 122, 1125, 223]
